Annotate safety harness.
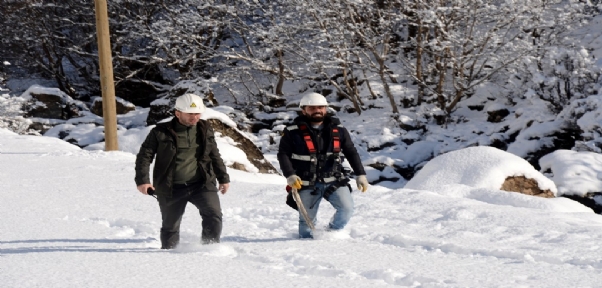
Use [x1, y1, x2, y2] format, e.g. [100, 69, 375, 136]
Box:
[291, 123, 344, 186]
[285, 123, 352, 210]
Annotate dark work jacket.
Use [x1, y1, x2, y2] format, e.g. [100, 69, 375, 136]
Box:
[135, 118, 230, 197]
[277, 115, 365, 185]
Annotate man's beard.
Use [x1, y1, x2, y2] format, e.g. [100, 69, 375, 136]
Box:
[178, 117, 198, 127]
[308, 113, 324, 122]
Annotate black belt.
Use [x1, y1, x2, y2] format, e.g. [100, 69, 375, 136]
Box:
[172, 181, 199, 189]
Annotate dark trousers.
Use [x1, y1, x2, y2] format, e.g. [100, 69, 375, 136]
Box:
[157, 183, 222, 249]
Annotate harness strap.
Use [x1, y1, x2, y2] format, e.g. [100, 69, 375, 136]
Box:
[331, 127, 342, 171]
[332, 127, 340, 153]
[299, 124, 317, 184]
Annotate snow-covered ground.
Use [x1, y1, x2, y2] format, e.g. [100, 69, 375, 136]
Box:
[2, 128, 602, 287]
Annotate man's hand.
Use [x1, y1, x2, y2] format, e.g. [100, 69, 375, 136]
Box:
[219, 183, 230, 194]
[137, 184, 154, 195]
[356, 175, 369, 192]
[286, 175, 303, 190]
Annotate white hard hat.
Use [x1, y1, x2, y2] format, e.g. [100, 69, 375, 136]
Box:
[175, 93, 206, 113]
[299, 92, 328, 108]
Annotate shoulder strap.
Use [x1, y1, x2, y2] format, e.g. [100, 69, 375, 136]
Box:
[299, 124, 317, 184]
[332, 127, 340, 153]
[299, 124, 316, 153]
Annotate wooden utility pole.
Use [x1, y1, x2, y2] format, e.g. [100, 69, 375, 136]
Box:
[94, 0, 118, 151]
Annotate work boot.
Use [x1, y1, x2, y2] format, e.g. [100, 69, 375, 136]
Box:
[201, 237, 220, 245]
[160, 231, 179, 249]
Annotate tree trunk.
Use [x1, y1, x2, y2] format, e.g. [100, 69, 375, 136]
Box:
[356, 53, 377, 100]
[436, 47, 449, 110]
[373, 35, 398, 114]
[275, 49, 285, 96]
[415, 21, 424, 106]
[342, 67, 362, 115]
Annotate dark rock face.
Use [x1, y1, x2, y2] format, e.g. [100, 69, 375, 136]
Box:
[146, 98, 176, 125]
[90, 97, 135, 116]
[487, 108, 510, 123]
[561, 194, 602, 214]
[115, 80, 162, 107]
[523, 127, 580, 170]
[23, 92, 80, 120]
[113, 61, 171, 107]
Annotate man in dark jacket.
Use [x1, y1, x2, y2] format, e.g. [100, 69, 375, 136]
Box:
[135, 93, 230, 249]
[277, 92, 369, 238]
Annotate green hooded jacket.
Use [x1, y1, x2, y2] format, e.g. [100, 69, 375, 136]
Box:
[135, 118, 230, 197]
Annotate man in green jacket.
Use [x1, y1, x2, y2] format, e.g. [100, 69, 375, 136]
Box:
[135, 93, 230, 249]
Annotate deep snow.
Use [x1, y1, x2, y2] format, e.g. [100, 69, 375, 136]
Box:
[1, 128, 601, 288]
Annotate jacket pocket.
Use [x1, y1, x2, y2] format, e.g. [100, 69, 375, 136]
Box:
[154, 140, 175, 183]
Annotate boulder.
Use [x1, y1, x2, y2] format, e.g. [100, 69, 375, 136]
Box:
[487, 108, 510, 123]
[405, 146, 558, 198]
[22, 89, 80, 120]
[208, 118, 278, 174]
[147, 97, 176, 125]
[500, 176, 555, 198]
[90, 96, 135, 116]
